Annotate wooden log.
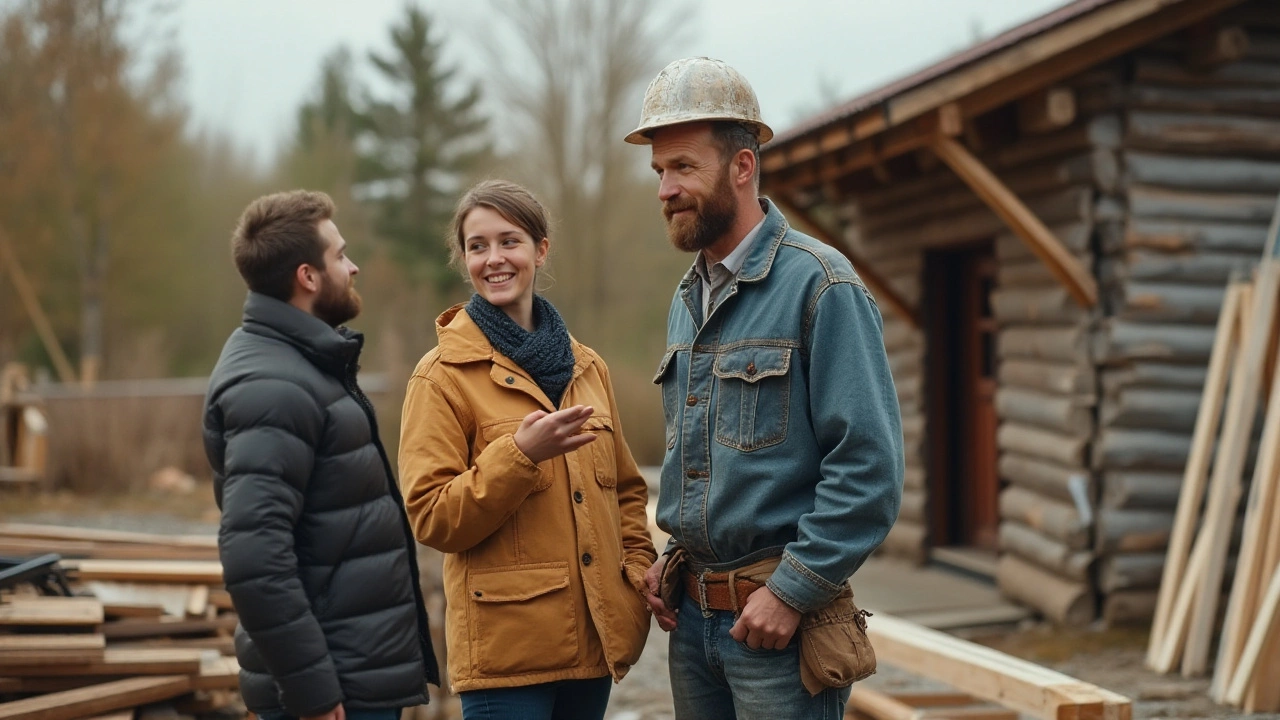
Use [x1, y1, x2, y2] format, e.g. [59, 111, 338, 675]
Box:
[1094, 428, 1190, 471]
[995, 222, 1092, 261]
[0, 676, 192, 720]
[1095, 320, 1217, 364]
[999, 486, 1089, 550]
[899, 488, 927, 524]
[996, 554, 1094, 626]
[1097, 508, 1176, 553]
[1100, 552, 1168, 592]
[998, 358, 1095, 396]
[880, 521, 928, 564]
[1100, 387, 1203, 433]
[1186, 25, 1251, 70]
[1102, 470, 1184, 510]
[999, 453, 1093, 503]
[1101, 361, 1208, 394]
[998, 522, 1093, 582]
[864, 614, 1129, 719]
[1121, 218, 1269, 254]
[997, 423, 1089, 468]
[998, 324, 1091, 363]
[1105, 250, 1256, 285]
[1124, 152, 1280, 193]
[1111, 282, 1227, 324]
[995, 387, 1093, 435]
[1128, 185, 1280, 224]
[1126, 83, 1280, 116]
[1132, 55, 1280, 87]
[1126, 110, 1280, 155]
[1017, 87, 1077, 135]
[1104, 590, 1160, 626]
[991, 285, 1090, 324]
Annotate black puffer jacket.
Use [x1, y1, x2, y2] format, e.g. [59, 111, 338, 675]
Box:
[204, 292, 439, 716]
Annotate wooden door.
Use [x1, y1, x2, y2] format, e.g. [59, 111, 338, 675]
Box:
[926, 244, 1000, 550]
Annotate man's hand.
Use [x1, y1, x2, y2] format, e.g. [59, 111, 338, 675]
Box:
[303, 703, 345, 720]
[729, 586, 801, 650]
[643, 554, 678, 631]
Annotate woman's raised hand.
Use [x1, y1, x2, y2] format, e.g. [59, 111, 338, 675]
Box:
[513, 405, 598, 465]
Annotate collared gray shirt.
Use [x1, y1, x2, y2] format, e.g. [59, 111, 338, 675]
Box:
[694, 217, 767, 321]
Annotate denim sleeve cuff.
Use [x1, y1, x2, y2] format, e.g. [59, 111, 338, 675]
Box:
[765, 552, 844, 614]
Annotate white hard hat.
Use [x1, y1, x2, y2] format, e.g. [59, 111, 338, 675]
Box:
[624, 57, 773, 145]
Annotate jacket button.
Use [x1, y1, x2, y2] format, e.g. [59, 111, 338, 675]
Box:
[573, 490, 584, 503]
[686, 395, 697, 406]
[582, 553, 593, 566]
[686, 470, 698, 479]
[474, 591, 483, 597]
[746, 362, 757, 376]
[505, 376, 515, 384]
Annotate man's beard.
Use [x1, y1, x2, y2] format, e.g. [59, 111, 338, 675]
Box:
[314, 274, 362, 327]
[663, 166, 738, 253]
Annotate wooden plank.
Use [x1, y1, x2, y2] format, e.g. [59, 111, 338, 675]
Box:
[0, 538, 217, 562]
[63, 560, 222, 584]
[190, 654, 240, 692]
[0, 634, 104, 651]
[97, 614, 238, 640]
[102, 603, 166, 619]
[0, 598, 103, 626]
[82, 712, 133, 720]
[0, 524, 217, 549]
[1181, 207, 1280, 677]
[865, 613, 1131, 720]
[185, 585, 209, 618]
[1212, 322, 1280, 698]
[1151, 509, 1215, 672]
[888, 693, 978, 708]
[1224, 565, 1280, 704]
[206, 588, 234, 611]
[0, 648, 204, 677]
[0, 648, 105, 666]
[772, 194, 920, 329]
[0, 675, 191, 720]
[930, 136, 1096, 307]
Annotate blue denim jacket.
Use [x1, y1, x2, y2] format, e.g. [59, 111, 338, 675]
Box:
[653, 199, 905, 614]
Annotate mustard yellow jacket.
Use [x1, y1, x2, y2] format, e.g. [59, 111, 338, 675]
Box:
[398, 304, 655, 693]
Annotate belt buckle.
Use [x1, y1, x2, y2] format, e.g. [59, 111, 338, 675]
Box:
[696, 569, 713, 618]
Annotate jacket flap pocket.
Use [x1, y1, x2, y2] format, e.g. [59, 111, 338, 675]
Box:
[469, 562, 569, 602]
[713, 346, 791, 382]
[652, 348, 677, 385]
[480, 419, 523, 443]
[582, 415, 614, 432]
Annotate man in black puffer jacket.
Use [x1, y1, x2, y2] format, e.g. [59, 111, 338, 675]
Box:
[204, 190, 439, 720]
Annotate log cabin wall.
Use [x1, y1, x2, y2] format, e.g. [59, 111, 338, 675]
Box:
[1090, 0, 1280, 625]
[842, 0, 1280, 625]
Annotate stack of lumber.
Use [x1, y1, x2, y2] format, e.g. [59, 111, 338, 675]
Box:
[1092, 10, 1280, 626]
[845, 611, 1131, 720]
[0, 525, 240, 720]
[1145, 191, 1280, 713]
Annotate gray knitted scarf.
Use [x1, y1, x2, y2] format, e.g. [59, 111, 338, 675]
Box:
[466, 294, 576, 407]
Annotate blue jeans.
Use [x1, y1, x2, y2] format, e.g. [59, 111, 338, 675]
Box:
[459, 676, 611, 720]
[668, 593, 850, 720]
[259, 711, 399, 720]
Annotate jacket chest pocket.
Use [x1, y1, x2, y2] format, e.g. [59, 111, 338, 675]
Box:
[652, 348, 680, 450]
[713, 346, 792, 452]
[582, 415, 617, 488]
[481, 419, 553, 491]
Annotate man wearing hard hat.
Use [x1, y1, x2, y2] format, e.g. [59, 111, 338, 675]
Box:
[630, 58, 905, 719]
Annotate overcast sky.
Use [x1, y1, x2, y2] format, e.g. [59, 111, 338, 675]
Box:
[170, 0, 1068, 164]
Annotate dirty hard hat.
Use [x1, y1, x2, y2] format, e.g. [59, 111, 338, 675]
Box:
[624, 57, 773, 145]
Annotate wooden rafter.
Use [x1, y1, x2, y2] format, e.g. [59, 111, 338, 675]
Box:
[770, 194, 921, 330]
[929, 135, 1098, 308]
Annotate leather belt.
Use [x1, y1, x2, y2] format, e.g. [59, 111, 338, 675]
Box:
[682, 567, 764, 613]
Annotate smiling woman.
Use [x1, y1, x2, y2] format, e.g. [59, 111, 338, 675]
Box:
[396, 179, 658, 720]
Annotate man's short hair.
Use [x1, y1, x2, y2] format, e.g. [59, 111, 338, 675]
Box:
[231, 190, 335, 301]
[710, 122, 761, 188]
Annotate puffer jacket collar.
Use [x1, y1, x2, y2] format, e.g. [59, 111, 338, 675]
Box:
[241, 291, 362, 377]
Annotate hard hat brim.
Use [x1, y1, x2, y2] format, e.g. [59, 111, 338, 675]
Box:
[624, 115, 774, 145]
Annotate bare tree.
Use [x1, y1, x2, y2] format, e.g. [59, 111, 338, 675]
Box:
[484, 0, 691, 335]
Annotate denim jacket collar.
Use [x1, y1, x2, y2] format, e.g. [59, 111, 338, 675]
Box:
[678, 198, 789, 324]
